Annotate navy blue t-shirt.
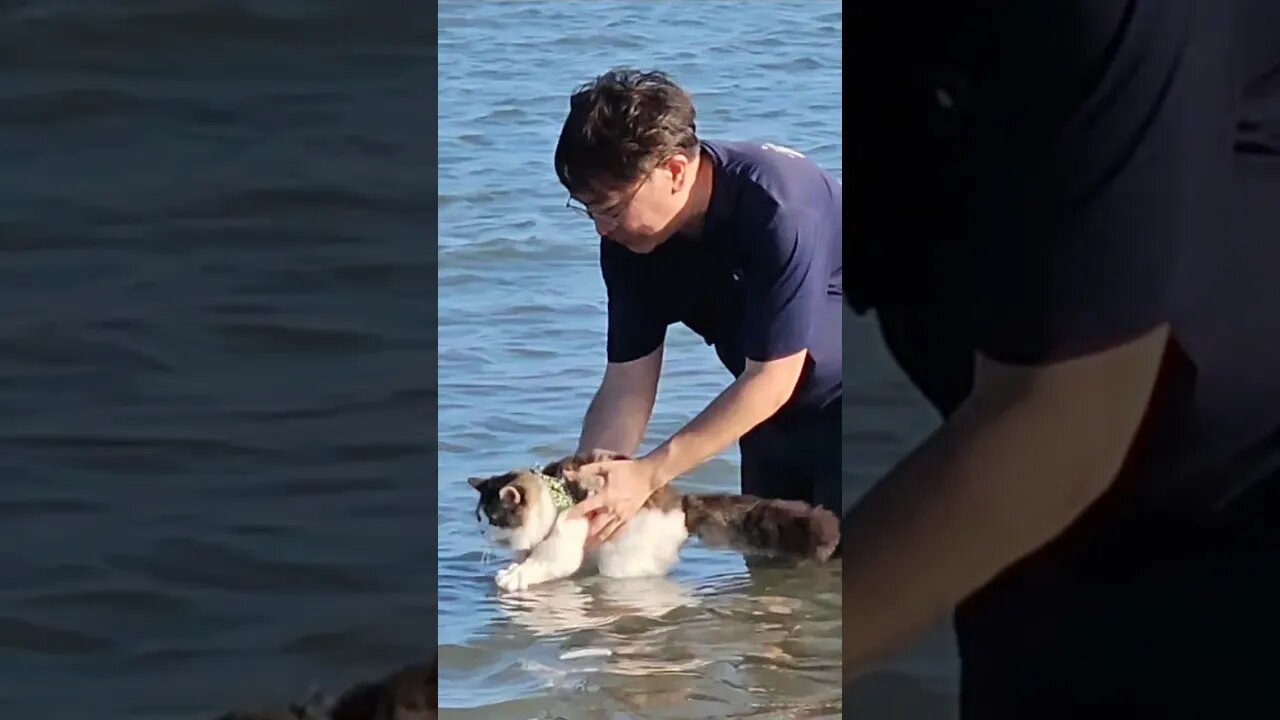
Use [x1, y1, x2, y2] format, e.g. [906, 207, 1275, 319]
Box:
[850, 0, 1280, 532]
[600, 139, 843, 424]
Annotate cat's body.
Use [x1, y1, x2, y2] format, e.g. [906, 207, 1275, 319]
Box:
[469, 451, 840, 592]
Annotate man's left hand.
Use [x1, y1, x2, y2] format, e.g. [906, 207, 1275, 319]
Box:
[568, 456, 664, 547]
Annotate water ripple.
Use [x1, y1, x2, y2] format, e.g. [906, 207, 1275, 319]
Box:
[106, 537, 375, 594]
[0, 617, 114, 655]
[0, 1, 435, 714]
[2, 1, 433, 49]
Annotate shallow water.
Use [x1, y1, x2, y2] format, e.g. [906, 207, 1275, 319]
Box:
[0, 3, 435, 717]
[436, 2, 860, 717]
[842, 315, 961, 719]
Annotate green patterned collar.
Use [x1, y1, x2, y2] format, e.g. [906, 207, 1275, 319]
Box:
[533, 469, 575, 511]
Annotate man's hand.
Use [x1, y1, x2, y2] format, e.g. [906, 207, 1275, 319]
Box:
[567, 456, 663, 547]
[568, 350, 805, 547]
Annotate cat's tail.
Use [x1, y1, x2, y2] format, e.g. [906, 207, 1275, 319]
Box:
[680, 493, 840, 562]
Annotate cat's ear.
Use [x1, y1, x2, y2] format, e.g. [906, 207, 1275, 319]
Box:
[467, 476, 487, 491]
[499, 485, 523, 506]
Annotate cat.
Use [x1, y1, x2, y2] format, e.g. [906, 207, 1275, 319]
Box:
[469, 450, 840, 592]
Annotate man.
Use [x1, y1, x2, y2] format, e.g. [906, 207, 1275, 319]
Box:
[844, 1, 1280, 717]
[552, 68, 843, 545]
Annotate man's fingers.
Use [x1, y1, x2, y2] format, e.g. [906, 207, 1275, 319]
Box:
[588, 511, 613, 537]
[598, 514, 625, 543]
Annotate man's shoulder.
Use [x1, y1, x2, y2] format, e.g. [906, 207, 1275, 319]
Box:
[705, 139, 837, 198]
[703, 139, 841, 232]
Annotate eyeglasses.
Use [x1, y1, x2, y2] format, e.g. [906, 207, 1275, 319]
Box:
[564, 158, 668, 222]
[564, 178, 646, 223]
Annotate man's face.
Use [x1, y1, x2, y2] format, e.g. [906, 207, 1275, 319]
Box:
[570, 153, 695, 254]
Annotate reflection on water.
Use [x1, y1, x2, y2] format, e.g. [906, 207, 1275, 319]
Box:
[442, 556, 841, 719]
[494, 575, 699, 642]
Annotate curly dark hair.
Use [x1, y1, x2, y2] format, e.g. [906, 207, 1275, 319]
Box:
[554, 68, 700, 200]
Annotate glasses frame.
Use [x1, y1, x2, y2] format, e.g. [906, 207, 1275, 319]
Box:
[563, 155, 672, 223]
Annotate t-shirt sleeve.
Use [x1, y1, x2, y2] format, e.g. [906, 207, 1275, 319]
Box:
[600, 238, 668, 363]
[970, 0, 1237, 365]
[741, 196, 827, 363]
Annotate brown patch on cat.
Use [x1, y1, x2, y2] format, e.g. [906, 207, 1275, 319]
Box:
[681, 494, 840, 562]
[537, 448, 621, 479]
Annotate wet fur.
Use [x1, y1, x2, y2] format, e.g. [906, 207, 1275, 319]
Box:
[469, 450, 839, 592]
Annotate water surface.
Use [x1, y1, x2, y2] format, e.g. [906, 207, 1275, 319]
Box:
[0, 3, 435, 717]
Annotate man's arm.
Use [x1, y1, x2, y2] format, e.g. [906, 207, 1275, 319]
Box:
[576, 345, 663, 457]
[638, 188, 828, 485]
[843, 325, 1168, 677]
[569, 349, 808, 544]
[643, 350, 807, 488]
[585, 236, 669, 456]
[842, 0, 1234, 678]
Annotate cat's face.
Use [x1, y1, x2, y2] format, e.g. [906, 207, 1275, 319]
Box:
[468, 470, 557, 551]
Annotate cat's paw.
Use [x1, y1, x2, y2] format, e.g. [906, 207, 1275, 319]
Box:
[495, 562, 535, 592]
[494, 562, 518, 584]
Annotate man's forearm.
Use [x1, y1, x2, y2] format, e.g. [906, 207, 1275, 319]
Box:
[577, 386, 650, 457]
[642, 367, 794, 488]
[841, 390, 1128, 679]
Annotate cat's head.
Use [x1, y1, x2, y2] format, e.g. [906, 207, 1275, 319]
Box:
[467, 469, 560, 551]
[467, 450, 627, 551]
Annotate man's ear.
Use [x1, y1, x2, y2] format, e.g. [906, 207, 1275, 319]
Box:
[666, 153, 694, 192]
